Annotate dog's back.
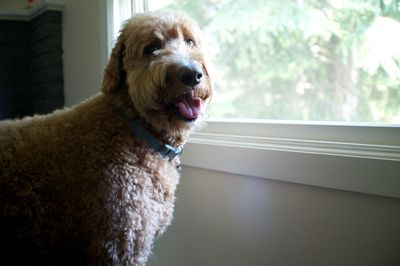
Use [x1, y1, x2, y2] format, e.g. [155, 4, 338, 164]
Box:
[0, 95, 119, 264]
[0, 100, 95, 265]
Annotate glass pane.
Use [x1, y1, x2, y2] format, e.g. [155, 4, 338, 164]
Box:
[148, 0, 400, 123]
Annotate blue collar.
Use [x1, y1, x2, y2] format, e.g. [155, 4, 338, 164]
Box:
[126, 118, 183, 161]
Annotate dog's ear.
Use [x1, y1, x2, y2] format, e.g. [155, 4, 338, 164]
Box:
[101, 34, 126, 93]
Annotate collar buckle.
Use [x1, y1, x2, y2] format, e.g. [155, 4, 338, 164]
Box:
[158, 143, 183, 161]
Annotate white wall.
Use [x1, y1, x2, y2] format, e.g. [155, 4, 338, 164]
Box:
[148, 166, 400, 266]
[62, 0, 109, 106]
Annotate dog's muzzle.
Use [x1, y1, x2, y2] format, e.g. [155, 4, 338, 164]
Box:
[168, 63, 204, 122]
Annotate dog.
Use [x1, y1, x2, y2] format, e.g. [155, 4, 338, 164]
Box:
[0, 10, 212, 265]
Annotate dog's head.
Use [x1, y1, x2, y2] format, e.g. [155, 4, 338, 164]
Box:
[102, 11, 213, 133]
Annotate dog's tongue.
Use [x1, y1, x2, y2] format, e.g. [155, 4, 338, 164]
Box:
[176, 93, 202, 120]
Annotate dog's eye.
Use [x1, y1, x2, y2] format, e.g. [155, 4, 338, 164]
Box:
[144, 43, 161, 55]
[186, 39, 195, 48]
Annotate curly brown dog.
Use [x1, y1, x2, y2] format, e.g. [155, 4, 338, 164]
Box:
[0, 10, 212, 265]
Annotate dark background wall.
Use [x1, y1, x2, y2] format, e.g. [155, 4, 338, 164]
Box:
[0, 10, 63, 120]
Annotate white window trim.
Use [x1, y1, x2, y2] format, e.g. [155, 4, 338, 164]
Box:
[105, 0, 149, 55]
[103, 0, 400, 199]
[183, 120, 400, 199]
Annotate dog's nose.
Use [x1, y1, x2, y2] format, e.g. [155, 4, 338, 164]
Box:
[178, 65, 203, 87]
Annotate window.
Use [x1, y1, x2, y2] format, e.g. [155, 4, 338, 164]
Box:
[112, 0, 149, 41]
[107, 0, 400, 199]
[114, 0, 400, 124]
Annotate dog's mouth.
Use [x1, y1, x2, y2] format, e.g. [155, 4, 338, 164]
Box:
[171, 91, 203, 122]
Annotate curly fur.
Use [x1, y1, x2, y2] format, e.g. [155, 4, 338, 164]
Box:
[0, 10, 212, 265]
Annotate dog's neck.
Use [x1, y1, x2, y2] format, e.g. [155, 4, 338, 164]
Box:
[107, 90, 190, 149]
[124, 115, 183, 160]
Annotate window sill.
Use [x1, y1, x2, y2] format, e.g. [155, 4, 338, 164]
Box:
[181, 120, 400, 199]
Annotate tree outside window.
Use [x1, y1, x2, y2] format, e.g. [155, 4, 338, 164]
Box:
[150, 0, 400, 123]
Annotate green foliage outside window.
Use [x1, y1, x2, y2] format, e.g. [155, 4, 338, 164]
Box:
[164, 0, 400, 123]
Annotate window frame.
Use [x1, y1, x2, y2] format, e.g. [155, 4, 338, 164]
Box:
[104, 0, 400, 199]
[184, 119, 400, 199]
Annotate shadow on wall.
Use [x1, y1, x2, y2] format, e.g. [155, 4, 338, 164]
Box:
[0, 10, 64, 120]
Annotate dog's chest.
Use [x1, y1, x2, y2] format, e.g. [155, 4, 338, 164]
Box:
[119, 155, 180, 217]
[139, 159, 179, 203]
[116, 159, 179, 240]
